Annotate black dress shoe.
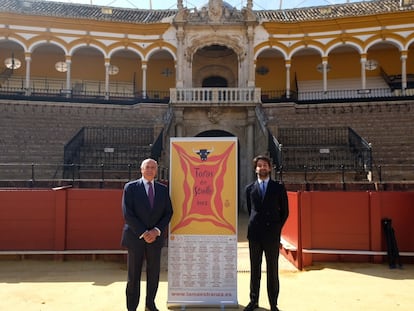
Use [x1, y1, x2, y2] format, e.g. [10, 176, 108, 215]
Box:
[145, 306, 159, 311]
[243, 301, 259, 311]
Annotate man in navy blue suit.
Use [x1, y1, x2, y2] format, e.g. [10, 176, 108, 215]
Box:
[121, 158, 173, 311]
[244, 155, 289, 311]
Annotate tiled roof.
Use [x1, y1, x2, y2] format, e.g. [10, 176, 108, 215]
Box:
[255, 0, 412, 22]
[0, 0, 412, 24]
[0, 0, 178, 24]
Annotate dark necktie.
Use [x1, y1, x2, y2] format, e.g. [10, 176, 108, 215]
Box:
[148, 182, 154, 208]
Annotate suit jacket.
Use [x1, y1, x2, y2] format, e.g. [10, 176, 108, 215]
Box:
[245, 179, 289, 243]
[121, 178, 173, 249]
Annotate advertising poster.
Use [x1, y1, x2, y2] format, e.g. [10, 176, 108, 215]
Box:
[167, 137, 238, 309]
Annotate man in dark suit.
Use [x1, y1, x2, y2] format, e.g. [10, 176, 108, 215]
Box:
[244, 155, 289, 311]
[121, 158, 173, 311]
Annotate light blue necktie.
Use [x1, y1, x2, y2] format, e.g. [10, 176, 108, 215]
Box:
[261, 181, 266, 198]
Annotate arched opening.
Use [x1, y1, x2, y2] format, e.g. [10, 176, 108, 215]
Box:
[196, 129, 234, 137]
[202, 76, 228, 87]
[193, 44, 238, 87]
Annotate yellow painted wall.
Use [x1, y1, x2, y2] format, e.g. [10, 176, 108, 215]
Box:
[71, 54, 106, 80]
[291, 54, 323, 80]
[328, 52, 361, 79]
[110, 57, 142, 87]
[0, 49, 26, 75]
[147, 59, 175, 92]
[255, 57, 285, 91]
[367, 48, 401, 75]
[31, 52, 66, 78]
[408, 49, 414, 74]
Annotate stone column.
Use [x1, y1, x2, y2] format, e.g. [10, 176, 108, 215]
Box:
[142, 61, 147, 98]
[246, 108, 255, 178]
[24, 52, 31, 95]
[104, 60, 110, 100]
[360, 54, 367, 90]
[322, 56, 329, 92]
[247, 25, 255, 87]
[176, 27, 185, 88]
[401, 51, 407, 92]
[174, 108, 184, 137]
[65, 55, 72, 98]
[285, 60, 291, 98]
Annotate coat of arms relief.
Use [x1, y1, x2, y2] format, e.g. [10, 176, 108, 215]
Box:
[208, 0, 223, 22]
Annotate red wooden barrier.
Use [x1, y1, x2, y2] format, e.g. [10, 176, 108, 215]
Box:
[65, 188, 124, 250]
[0, 189, 56, 250]
[0, 188, 124, 252]
[281, 191, 414, 269]
[1, 189, 413, 269]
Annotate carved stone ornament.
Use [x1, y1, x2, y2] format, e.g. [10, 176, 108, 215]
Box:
[208, 0, 223, 22]
[207, 107, 222, 124]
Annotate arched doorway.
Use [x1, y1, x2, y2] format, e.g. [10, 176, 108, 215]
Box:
[196, 130, 234, 137]
[202, 76, 228, 87]
[193, 44, 238, 87]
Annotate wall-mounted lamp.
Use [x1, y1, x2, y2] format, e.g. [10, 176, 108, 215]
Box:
[316, 63, 331, 73]
[108, 64, 119, 75]
[55, 61, 68, 72]
[4, 53, 21, 70]
[365, 59, 378, 71]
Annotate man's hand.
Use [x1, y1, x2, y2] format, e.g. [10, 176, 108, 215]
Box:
[143, 229, 158, 243]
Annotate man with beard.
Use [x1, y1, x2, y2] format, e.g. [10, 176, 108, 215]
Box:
[244, 155, 289, 311]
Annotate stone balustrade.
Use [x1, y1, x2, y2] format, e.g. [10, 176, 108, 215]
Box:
[170, 87, 261, 105]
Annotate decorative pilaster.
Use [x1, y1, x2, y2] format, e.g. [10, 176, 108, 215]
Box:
[176, 27, 185, 88]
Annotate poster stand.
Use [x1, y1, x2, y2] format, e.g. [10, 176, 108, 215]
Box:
[167, 137, 239, 309]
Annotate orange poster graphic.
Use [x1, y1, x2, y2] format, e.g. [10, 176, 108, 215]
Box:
[170, 138, 237, 235]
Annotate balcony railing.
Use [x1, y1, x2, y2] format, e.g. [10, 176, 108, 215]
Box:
[298, 88, 394, 101]
[169, 88, 261, 105]
[1, 75, 414, 104]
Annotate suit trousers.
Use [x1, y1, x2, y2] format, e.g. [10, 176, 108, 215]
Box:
[126, 237, 162, 311]
[248, 238, 280, 308]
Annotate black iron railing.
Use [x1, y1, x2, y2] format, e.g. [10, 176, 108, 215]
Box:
[268, 130, 282, 170]
[0, 76, 170, 104]
[2, 75, 414, 104]
[63, 127, 155, 178]
[348, 127, 372, 172]
[0, 162, 170, 189]
[1, 162, 411, 190]
[297, 88, 394, 101]
[274, 127, 372, 174]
